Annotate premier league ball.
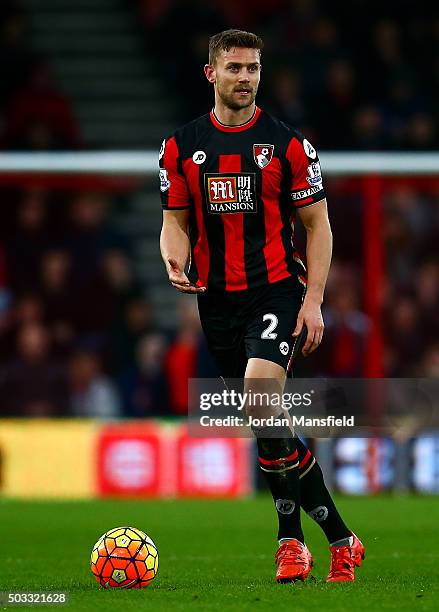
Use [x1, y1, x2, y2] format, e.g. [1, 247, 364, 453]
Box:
[90, 527, 159, 589]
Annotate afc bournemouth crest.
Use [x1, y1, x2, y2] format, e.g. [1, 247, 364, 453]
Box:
[253, 144, 274, 169]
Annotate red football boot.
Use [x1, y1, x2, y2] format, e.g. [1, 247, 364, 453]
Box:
[350, 533, 365, 567]
[326, 533, 365, 583]
[275, 539, 313, 583]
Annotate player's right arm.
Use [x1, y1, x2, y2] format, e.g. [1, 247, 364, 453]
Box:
[160, 210, 205, 293]
[159, 136, 206, 294]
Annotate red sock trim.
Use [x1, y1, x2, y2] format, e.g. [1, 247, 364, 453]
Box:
[298, 449, 312, 469]
[258, 450, 298, 466]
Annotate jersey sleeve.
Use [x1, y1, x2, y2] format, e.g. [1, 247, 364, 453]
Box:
[159, 136, 191, 210]
[286, 133, 326, 208]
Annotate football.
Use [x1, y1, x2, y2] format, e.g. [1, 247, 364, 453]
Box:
[90, 526, 159, 589]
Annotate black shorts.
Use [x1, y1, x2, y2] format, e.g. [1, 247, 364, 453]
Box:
[197, 276, 306, 378]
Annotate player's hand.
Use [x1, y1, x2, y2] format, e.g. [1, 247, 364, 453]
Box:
[167, 258, 206, 294]
[293, 298, 324, 356]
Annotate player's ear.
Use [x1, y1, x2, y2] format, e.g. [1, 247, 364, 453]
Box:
[204, 64, 216, 84]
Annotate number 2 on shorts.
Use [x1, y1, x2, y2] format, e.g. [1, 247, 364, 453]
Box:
[261, 313, 278, 339]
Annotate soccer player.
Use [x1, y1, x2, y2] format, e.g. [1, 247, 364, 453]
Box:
[160, 29, 364, 582]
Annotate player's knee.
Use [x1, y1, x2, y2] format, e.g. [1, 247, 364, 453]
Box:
[243, 377, 284, 422]
[244, 394, 271, 421]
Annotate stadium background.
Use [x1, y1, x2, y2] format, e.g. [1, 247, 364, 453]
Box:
[0, 0, 438, 502]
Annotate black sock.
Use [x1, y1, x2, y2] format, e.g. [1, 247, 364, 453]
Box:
[295, 437, 351, 544]
[256, 431, 304, 543]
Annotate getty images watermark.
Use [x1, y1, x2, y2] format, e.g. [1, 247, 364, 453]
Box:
[188, 378, 439, 438]
[198, 388, 354, 429]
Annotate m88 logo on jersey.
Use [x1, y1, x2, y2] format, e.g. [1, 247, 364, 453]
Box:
[204, 173, 257, 214]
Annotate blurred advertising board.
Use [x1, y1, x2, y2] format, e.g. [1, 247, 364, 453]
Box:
[175, 433, 251, 497]
[332, 435, 439, 494]
[0, 420, 252, 499]
[96, 423, 164, 497]
[333, 437, 395, 494]
[0, 420, 97, 498]
[412, 435, 439, 493]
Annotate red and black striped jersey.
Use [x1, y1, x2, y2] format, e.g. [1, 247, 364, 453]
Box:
[159, 106, 326, 292]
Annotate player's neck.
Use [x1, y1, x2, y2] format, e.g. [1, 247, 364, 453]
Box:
[213, 101, 256, 126]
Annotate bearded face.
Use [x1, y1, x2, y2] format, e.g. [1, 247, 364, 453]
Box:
[207, 47, 261, 112]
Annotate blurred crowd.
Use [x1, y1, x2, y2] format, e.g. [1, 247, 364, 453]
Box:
[0, 2, 79, 150]
[382, 187, 439, 376]
[139, 0, 438, 150]
[297, 181, 439, 379]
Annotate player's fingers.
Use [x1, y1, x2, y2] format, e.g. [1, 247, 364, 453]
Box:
[293, 314, 304, 336]
[169, 276, 190, 286]
[301, 326, 315, 355]
[171, 283, 194, 293]
[305, 325, 324, 355]
[183, 285, 206, 293]
[170, 277, 206, 291]
[309, 335, 320, 355]
[171, 282, 206, 293]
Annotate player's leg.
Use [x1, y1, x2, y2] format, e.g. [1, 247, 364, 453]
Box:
[245, 357, 313, 582]
[242, 278, 314, 581]
[288, 330, 354, 545]
[295, 437, 351, 543]
[246, 358, 303, 543]
[278, 284, 365, 580]
[294, 437, 365, 581]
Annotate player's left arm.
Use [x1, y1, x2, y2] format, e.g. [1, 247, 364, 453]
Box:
[294, 199, 332, 356]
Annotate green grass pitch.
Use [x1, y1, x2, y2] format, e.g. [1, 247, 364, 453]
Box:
[0, 496, 437, 611]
